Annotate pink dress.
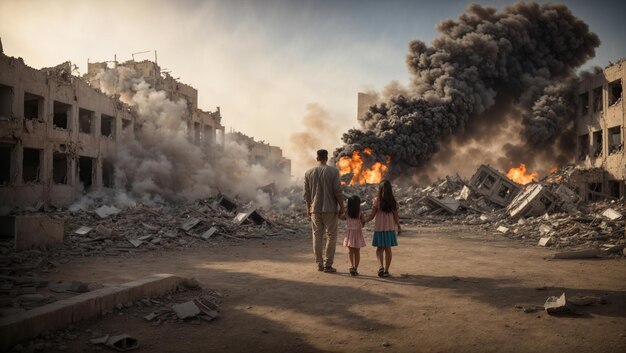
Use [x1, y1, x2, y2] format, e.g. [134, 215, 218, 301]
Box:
[343, 212, 366, 248]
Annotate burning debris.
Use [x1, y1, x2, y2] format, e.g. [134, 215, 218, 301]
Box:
[335, 2, 600, 178]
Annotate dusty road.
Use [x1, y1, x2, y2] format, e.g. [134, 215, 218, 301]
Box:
[48, 225, 625, 353]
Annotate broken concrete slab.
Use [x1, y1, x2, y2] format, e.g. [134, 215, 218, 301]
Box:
[538, 237, 553, 247]
[233, 209, 270, 225]
[0, 274, 197, 351]
[602, 208, 622, 221]
[200, 227, 217, 241]
[127, 238, 143, 248]
[180, 218, 201, 231]
[172, 301, 201, 319]
[507, 184, 559, 219]
[422, 196, 460, 214]
[94, 205, 121, 219]
[141, 222, 160, 232]
[553, 248, 601, 259]
[544, 293, 575, 314]
[497, 226, 509, 233]
[73, 226, 92, 235]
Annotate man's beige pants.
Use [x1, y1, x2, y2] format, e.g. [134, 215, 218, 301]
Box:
[311, 212, 338, 267]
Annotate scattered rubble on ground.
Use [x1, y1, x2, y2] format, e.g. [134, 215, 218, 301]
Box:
[7, 283, 220, 352]
[341, 165, 625, 257]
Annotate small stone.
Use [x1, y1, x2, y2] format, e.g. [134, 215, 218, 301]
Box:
[382, 342, 391, 347]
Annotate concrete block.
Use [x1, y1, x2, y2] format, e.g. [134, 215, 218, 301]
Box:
[0, 274, 191, 350]
[1, 215, 65, 250]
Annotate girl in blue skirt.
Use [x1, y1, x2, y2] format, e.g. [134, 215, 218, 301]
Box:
[364, 180, 401, 277]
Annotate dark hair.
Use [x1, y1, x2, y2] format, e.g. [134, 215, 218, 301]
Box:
[378, 179, 397, 213]
[316, 149, 328, 160]
[347, 195, 361, 219]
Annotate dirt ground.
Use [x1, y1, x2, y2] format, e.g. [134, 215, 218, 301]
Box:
[41, 225, 626, 353]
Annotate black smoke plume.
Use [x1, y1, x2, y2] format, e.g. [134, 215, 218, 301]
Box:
[335, 2, 600, 178]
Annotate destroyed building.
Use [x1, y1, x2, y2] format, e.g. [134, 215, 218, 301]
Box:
[575, 59, 625, 200]
[226, 130, 292, 181]
[0, 45, 230, 209]
[0, 51, 136, 208]
[85, 58, 225, 148]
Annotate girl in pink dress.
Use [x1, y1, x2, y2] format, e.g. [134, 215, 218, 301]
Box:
[340, 195, 366, 276]
[364, 180, 401, 278]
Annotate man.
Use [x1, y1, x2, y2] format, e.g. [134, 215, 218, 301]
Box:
[304, 149, 344, 273]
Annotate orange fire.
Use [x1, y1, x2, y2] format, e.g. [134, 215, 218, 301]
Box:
[337, 148, 390, 185]
[505, 163, 538, 185]
[549, 166, 558, 174]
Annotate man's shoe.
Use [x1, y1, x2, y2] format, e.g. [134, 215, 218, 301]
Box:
[323, 266, 337, 273]
[317, 264, 324, 272]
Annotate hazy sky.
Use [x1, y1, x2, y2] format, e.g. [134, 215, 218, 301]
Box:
[1, 0, 624, 174]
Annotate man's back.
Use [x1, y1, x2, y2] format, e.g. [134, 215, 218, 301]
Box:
[304, 164, 341, 213]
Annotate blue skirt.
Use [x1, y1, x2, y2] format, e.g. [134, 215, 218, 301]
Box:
[372, 231, 398, 247]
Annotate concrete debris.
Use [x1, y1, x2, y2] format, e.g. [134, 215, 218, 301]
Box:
[538, 237, 553, 247]
[568, 295, 605, 306]
[544, 293, 575, 314]
[180, 218, 201, 231]
[73, 226, 92, 235]
[421, 196, 460, 214]
[0, 215, 65, 250]
[497, 226, 509, 233]
[200, 227, 217, 240]
[468, 165, 521, 207]
[94, 205, 122, 219]
[172, 301, 201, 319]
[602, 208, 622, 220]
[507, 184, 558, 219]
[233, 209, 270, 225]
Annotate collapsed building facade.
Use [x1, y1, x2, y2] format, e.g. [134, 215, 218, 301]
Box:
[0, 53, 136, 208]
[85, 59, 225, 148]
[0, 45, 230, 208]
[575, 59, 625, 200]
[226, 130, 292, 182]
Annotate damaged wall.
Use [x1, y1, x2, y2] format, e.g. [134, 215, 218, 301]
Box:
[575, 59, 626, 200]
[0, 54, 136, 209]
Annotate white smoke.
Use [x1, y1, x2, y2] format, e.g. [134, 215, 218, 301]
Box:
[90, 66, 283, 207]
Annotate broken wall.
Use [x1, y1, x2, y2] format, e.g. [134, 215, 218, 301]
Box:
[0, 53, 136, 208]
[575, 59, 626, 200]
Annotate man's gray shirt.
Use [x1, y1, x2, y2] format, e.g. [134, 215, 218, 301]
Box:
[304, 164, 342, 213]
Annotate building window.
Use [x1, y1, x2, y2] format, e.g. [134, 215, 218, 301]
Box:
[22, 148, 41, 183]
[101, 114, 115, 138]
[204, 125, 214, 145]
[78, 156, 94, 189]
[579, 92, 589, 116]
[592, 86, 603, 113]
[53, 152, 68, 184]
[0, 84, 13, 121]
[102, 159, 114, 188]
[53, 101, 71, 130]
[79, 108, 94, 134]
[592, 131, 602, 157]
[194, 122, 201, 145]
[24, 92, 44, 121]
[608, 126, 622, 155]
[608, 79, 622, 106]
[608, 180, 621, 199]
[0, 144, 12, 185]
[578, 134, 589, 160]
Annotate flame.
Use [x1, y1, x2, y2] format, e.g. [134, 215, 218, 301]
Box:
[337, 148, 390, 185]
[549, 166, 558, 174]
[505, 163, 538, 185]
